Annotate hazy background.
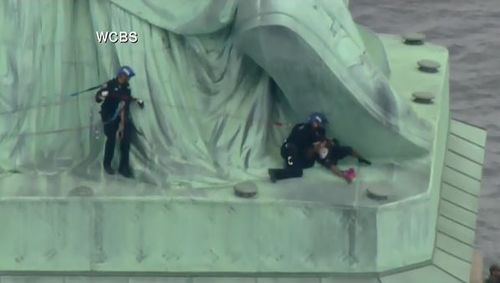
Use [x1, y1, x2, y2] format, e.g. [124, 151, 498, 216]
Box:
[350, 0, 500, 271]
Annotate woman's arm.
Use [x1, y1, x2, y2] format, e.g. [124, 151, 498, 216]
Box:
[329, 165, 351, 183]
[316, 145, 352, 184]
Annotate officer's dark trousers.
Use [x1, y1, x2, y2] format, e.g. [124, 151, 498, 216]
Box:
[103, 118, 131, 170]
[272, 143, 315, 181]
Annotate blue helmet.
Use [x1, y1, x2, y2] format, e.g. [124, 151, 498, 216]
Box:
[116, 66, 135, 78]
[307, 112, 329, 126]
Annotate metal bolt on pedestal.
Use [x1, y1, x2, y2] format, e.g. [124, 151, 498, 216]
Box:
[403, 32, 426, 45]
[367, 187, 392, 201]
[234, 181, 258, 198]
[412, 91, 435, 104]
[418, 59, 441, 73]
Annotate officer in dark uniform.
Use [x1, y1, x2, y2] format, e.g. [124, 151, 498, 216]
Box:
[268, 112, 371, 183]
[268, 112, 329, 182]
[95, 66, 142, 178]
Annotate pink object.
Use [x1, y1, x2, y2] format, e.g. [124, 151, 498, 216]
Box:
[343, 168, 357, 181]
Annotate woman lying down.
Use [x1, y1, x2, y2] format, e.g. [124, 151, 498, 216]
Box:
[314, 139, 371, 183]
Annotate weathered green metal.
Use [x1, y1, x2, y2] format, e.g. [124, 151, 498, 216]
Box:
[0, 0, 488, 282]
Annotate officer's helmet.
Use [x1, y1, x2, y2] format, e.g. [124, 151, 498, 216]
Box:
[307, 112, 329, 127]
[116, 66, 135, 79]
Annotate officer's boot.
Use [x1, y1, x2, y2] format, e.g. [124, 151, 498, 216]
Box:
[118, 153, 133, 178]
[268, 168, 303, 183]
[268, 169, 278, 183]
[103, 163, 115, 175]
[118, 129, 133, 178]
[118, 165, 133, 178]
[103, 135, 116, 175]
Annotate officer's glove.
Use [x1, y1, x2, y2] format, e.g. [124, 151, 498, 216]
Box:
[96, 90, 109, 103]
[319, 147, 329, 159]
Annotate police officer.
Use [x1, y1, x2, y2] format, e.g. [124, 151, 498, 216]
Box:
[95, 66, 142, 178]
[268, 112, 371, 183]
[268, 112, 329, 182]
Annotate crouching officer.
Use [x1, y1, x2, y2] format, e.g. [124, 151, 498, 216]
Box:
[95, 66, 143, 178]
[268, 112, 328, 182]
